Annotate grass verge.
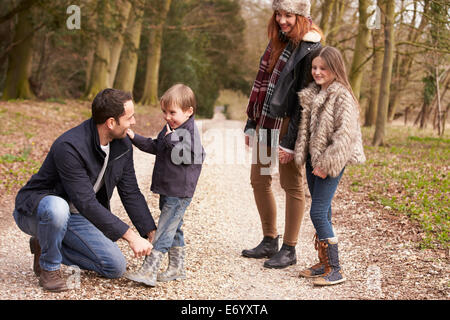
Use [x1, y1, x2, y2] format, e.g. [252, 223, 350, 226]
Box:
[347, 125, 449, 249]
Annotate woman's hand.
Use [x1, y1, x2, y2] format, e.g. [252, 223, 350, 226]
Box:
[278, 148, 294, 164]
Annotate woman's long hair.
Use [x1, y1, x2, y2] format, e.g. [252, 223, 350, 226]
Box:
[267, 12, 323, 74]
[310, 46, 359, 108]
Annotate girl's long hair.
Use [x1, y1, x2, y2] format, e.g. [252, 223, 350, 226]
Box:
[267, 12, 323, 74]
[310, 46, 359, 108]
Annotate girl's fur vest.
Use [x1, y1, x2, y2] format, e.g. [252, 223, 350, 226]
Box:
[294, 81, 366, 177]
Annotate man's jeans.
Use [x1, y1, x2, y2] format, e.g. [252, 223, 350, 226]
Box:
[152, 195, 192, 253]
[305, 159, 345, 240]
[13, 195, 126, 278]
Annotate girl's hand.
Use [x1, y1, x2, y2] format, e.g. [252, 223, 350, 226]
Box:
[127, 128, 135, 139]
[165, 123, 173, 136]
[312, 167, 327, 179]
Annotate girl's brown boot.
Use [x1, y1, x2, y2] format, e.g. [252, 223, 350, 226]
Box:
[298, 234, 326, 278]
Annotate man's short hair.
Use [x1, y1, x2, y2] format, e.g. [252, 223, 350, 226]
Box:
[91, 89, 133, 124]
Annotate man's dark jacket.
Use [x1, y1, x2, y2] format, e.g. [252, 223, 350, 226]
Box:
[14, 118, 156, 241]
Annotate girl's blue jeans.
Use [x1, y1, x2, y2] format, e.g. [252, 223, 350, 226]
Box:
[13, 195, 126, 278]
[152, 195, 192, 253]
[305, 158, 344, 240]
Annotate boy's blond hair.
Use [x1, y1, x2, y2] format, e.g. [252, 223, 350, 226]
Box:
[160, 84, 197, 114]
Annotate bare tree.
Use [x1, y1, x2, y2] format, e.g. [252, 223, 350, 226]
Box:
[373, 0, 395, 146]
[114, 1, 145, 93]
[349, 0, 371, 101]
[365, 26, 383, 127]
[2, 10, 35, 100]
[139, 0, 172, 106]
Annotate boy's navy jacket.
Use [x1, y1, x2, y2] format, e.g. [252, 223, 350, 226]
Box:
[131, 116, 205, 198]
[14, 118, 157, 241]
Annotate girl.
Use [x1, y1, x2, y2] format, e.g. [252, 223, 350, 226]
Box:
[294, 46, 366, 285]
[242, 0, 323, 269]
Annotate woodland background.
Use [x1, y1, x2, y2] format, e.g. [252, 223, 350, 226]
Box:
[0, 0, 449, 141]
[0, 0, 449, 249]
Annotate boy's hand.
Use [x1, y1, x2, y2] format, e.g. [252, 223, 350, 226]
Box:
[165, 123, 173, 136]
[127, 128, 135, 139]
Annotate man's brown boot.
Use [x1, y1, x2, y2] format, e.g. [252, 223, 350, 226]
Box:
[39, 269, 69, 292]
[29, 237, 41, 277]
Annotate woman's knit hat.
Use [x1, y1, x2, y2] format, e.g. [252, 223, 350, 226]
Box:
[272, 0, 311, 17]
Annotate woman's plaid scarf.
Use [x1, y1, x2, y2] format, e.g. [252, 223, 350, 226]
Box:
[246, 41, 294, 130]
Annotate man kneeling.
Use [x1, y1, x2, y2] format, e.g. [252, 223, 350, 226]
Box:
[13, 89, 156, 292]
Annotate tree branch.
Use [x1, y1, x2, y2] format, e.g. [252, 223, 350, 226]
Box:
[0, 0, 37, 25]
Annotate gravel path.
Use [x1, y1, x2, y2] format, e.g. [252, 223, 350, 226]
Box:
[0, 114, 448, 300]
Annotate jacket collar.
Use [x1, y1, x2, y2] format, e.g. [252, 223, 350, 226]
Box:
[298, 81, 347, 109]
[88, 118, 129, 161]
[169, 115, 195, 133]
[276, 31, 322, 88]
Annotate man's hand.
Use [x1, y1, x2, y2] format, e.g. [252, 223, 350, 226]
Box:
[122, 228, 152, 258]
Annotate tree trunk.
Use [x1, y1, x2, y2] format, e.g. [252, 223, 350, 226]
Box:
[428, 70, 449, 132]
[2, 10, 35, 100]
[85, 36, 111, 100]
[349, 0, 371, 101]
[139, 0, 172, 106]
[327, 1, 346, 46]
[435, 67, 441, 134]
[114, 3, 144, 93]
[319, 0, 335, 41]
[387, 0, 430, 121]
[365, 28, 383, 127]
[84, 1, 97, 92]
[107, 0, 132, 88]
[84, 1, 112, 100]
[372, 0, 395, 147]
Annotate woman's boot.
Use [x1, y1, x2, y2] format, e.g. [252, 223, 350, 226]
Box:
[313, 238, 346, 286]
[157, 246, 186, 282]
[124, 250, 165, 287]
[298, 234, 326, 278]
[242, 235, 279, 259]
[263, 243, 296, 269]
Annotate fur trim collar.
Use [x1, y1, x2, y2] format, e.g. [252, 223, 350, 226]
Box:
[298, 81, 349, 107]
[303, 30, 321, 43]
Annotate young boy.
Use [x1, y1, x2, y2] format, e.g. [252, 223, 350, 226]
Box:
[125, 84, 205, 286]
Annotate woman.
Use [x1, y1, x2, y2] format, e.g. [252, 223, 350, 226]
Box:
[242, 0, 323, 269]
